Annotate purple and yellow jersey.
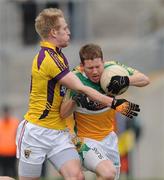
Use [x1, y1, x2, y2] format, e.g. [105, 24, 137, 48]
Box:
[24, 41, 69, 130]
[66, 61, 135, 141]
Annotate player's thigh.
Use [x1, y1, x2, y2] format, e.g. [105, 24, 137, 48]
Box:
[83, 146, 108, 172]
[49, 148, 83, 179]
[16, 121, 47, 178]
[60, 159, 84, 179]
[101, 132, 120, 179]
[83, 148, 117, 180]
[95, 159, 116, 178]
[18, 160, 42, 179]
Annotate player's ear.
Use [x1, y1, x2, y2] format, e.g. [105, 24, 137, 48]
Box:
[51, 28, 57, 38]
[80, 63, 84, 69]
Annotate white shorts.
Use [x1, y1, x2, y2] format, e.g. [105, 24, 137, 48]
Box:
[16, 120, 80, 177]
[81, 131, 120, 179]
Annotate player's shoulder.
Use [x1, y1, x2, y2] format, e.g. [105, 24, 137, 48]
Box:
[72, 65, 83, 73]
[104, 60, 135, 75]
[104, 60, 119, 68]
[72, 65, 85, 78]
[104, 60, 126, 67]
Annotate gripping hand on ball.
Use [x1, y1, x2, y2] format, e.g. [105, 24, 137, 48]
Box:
[107, 75, 129, 95]
[111, 98, 140, 118]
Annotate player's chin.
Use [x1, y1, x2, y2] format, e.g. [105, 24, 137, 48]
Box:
[63, 40, 70, 47]
[91, 77, 100, 83]
[61, 42, 69, 48]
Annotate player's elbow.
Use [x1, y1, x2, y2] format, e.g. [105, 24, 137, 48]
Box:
[60, 104, 67, 119]
[60, 114, 67, 119]
[131, 73, 150, 87]
[60, 101, 76, 119]
[60, 110, 71, 119]
[143, 76, 150, 86]
[139, 72, 150, 86]
[60, 111, 65, 119]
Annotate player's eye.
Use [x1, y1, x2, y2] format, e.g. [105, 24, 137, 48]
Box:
[87, 67, 93, 70]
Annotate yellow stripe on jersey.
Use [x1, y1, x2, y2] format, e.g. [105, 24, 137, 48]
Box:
[24, 41, 69, 130]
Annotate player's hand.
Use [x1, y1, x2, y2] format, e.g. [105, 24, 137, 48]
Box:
[107, 75, 129, 95]
[71, 135, 84, 151]
[111, 98, 140, 118]
[72, 93, 97, 110]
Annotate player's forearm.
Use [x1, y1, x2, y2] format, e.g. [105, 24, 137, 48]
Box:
[129, 72, 150, 87]
[80, 86, 113, 107]
[60, 99, 76, 119]
[60, 72, 114, 107]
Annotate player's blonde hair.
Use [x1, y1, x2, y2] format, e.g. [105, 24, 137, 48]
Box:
[35, 8, 64, 39]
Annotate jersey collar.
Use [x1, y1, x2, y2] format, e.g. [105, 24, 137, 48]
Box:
[40, 41, 61, 53]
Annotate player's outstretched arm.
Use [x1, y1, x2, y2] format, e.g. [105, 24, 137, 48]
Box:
[128, 70, 150, 87]
[59, 71, 113, 106]
[59, 72, 140, 118]
[106, 71, 150, 95]
[70, 93, 140, 119]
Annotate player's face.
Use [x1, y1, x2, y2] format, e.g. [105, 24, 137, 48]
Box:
[82, 58, 104, 83]
[55, 17, 71, 48]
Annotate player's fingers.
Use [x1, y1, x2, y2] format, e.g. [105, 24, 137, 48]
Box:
[130, 103, 140, 112]
[122, 111, 133, 119]
[126, 112, 137, 119]
[127, 114, 134, 119]
[131, 103, 140, 111]
[107, 85, 113, 92]
[129, 111, 138, 117]
[122, 108, 138, 118]
[107, 89, 113, 95]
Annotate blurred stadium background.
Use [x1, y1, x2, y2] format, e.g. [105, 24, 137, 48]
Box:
[0, 0, 164, 179]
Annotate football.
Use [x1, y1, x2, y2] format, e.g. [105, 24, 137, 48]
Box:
[100, 64, 129, 96]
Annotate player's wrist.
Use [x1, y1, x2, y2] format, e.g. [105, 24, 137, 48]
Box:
[124, 76, 130, 86]
[111, 98, 116, 109]
[111, 98, 127, 109]
[108, 97, 116, 108]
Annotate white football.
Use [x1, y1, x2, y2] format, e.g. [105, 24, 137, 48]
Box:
[100, 64, 129, 96]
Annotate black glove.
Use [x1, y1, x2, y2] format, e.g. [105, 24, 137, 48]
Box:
[72, 93, 97, 111]
[111, 98, 140, 118]
[107, 75, 129, 95]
